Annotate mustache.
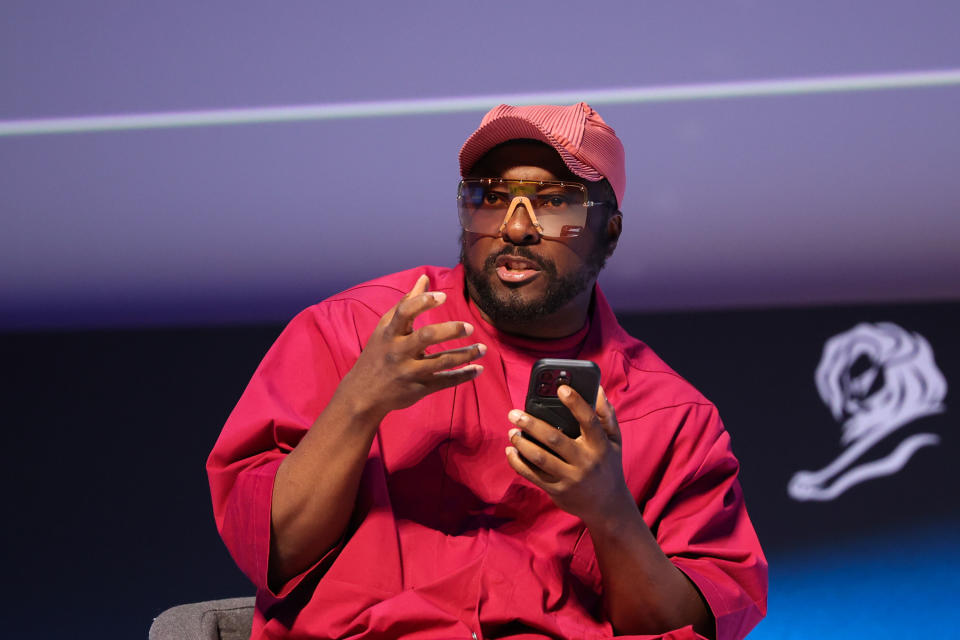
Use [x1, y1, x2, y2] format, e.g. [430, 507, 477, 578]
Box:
[483, 246, 557, 275]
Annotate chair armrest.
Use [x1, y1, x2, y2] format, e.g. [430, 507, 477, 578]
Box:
[149, 597, 256, 640]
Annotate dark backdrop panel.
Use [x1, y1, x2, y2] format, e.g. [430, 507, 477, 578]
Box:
[618, 301, 958, 553]
[2, 326, 275, 637]
[3, 299, 957, 638]
[619, 301, 959, 638]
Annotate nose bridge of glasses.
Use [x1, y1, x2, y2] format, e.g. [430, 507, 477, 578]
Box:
[498, 195, 542, 234]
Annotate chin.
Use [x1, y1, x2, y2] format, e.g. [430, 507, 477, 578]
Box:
[467, 264, 588, 325]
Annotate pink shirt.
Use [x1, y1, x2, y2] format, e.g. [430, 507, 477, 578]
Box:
[207, 265, 767, 640]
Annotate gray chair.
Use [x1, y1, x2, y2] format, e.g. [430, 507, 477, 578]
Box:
[149, 597, 256, 640]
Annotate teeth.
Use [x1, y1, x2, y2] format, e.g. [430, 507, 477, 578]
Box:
[498, 257, 538, 271]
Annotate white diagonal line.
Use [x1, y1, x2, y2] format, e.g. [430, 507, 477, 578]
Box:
[2, 68, 960, 137]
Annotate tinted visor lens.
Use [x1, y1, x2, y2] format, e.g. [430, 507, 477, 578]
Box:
[457, 179, 590, 238]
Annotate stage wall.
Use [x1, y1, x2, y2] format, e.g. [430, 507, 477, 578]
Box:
[3, 298, 956, 638]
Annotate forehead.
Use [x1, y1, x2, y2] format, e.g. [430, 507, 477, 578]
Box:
[467, 140, 580, 183]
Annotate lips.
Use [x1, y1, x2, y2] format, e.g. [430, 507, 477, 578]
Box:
[494, 254, 542, 284]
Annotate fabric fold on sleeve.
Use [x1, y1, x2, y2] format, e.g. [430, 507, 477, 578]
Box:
[645, 404, 768, 640]
[207, 304, 366, 596]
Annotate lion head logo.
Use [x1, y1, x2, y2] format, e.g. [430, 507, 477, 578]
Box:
[788, 322, 946, 502]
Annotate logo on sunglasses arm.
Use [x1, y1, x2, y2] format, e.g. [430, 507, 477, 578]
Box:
[788, 322, 947, 502]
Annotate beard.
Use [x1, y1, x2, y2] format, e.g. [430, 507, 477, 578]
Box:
[461, 239, 608, 325]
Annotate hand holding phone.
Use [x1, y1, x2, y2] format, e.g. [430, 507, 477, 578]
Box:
[524, 359, 601, 438]
[509, 360, 633, 530]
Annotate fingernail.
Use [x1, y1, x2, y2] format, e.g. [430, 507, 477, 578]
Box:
[470, 364, 484, 375]
[476, 343, 487, 356]
[431, 291, 446, 303]
[462, 322, 474, 336]
[505, 446, 516, 456]
[508, 428, 520, 440]
[508, 409, 524, 424]
[558, 386, 571, 398]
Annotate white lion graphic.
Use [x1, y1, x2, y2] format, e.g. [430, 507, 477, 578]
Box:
[788, 322, 946, 502]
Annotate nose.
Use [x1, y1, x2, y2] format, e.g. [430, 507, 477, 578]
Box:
[501, 198, 541, 245]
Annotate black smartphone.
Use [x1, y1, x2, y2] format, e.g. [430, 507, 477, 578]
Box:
[524, 358, 601, 438]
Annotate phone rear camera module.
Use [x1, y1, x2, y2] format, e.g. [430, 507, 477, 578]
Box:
[538, 370, 556, 383]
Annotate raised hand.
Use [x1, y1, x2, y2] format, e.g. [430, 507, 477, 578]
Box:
[269, 274, 485, 586]
[339, 274, 486, 421]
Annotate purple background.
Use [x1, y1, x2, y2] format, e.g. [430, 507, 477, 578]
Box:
[2, 1, 959, 329]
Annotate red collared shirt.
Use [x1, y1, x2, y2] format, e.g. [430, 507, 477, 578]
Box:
[207, 264, 767, 640]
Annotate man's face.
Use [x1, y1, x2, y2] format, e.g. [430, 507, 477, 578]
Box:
[460, 141, 619, 335]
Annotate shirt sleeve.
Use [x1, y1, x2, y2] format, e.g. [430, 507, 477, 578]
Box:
[205, 301, 368, 598]
[636, 403, 768, 640]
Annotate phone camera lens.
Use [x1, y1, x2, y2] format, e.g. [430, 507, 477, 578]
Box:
[556, 376, 570, 387]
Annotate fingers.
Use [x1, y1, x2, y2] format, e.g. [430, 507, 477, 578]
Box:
[419, 341, 486, 371]
[386, 275, 442, 336]
[410, 273, 430, 297]
[425, 363, 484, 393]
[553, 385, 620, 446]
[556, 385, 605, 443]
[379, 274, 426, 328]
[431, 362, 483, 378]
[409, 320, 476, 353]
[505, 446, 560, 491]
[595, 386, 622, 443]
[507, 410, 576, 470]
[508, 429, 570, 483]
[385, 278, 480, 364]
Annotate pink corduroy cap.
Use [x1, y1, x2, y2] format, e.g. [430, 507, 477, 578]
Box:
[459, 102, 626, 206]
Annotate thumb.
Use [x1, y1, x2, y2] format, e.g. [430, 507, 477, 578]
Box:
[381, 273, 430, 331]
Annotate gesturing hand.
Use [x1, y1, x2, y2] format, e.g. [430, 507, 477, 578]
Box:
[504, 385, 635, 527]
[340, 274, 486, 422]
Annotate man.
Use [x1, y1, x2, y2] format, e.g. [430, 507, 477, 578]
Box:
[208, 103, 767, 640]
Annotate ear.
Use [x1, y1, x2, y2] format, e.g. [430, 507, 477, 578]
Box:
[604, 212, 622, 258]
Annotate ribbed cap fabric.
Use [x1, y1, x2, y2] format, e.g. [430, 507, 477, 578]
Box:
[459, 103, 626, 206]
